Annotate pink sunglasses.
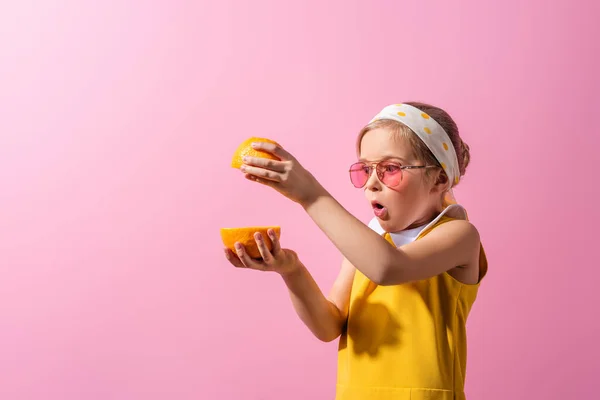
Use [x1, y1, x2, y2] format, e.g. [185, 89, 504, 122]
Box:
[349, 160, 439, 188]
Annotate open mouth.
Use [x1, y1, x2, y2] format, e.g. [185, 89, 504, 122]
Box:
[371, 201, 384, 210]
[371, 201, 388, 218]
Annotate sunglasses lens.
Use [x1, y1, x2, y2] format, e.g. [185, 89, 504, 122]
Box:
[349, 163, 369, 188]
[379, 161, 403, 187]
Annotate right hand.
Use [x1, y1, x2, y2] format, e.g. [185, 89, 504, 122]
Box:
[224, 228, 299, 276]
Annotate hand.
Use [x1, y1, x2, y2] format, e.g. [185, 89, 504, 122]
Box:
[224, 229, 299, 276]
[240, 141, 326, 207]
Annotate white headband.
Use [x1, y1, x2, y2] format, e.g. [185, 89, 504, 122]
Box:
[366, 103, 469, 229]
[371, 103, 460, 189]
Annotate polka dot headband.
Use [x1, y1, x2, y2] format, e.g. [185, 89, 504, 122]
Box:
[371, 103, 460, 189]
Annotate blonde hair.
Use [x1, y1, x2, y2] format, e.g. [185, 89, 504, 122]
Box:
[356, 102, 470, 185]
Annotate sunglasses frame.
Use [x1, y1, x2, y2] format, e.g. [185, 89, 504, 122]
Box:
[349, 160, 439, 188]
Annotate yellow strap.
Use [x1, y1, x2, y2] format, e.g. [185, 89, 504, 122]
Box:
[383, 232, 395, 246]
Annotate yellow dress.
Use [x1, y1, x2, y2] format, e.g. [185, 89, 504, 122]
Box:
[336, 215, 488, 400]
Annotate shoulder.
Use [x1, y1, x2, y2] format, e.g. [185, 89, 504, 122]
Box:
[431, 219, 486, 282]
[425, 217, 480, 246]
[413, 218, 481, 268]
[443, 218, 480, 240]
[435, 219, 486, 284]
[380, 218, 482, 285]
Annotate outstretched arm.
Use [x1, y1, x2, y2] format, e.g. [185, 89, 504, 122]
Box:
[281, 257, 355, 342]
[303, 194, 480, 285]
[224, 229, 355, 342]
[241, 142, 480, 285]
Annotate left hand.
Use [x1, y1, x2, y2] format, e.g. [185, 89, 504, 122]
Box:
[240, 141, 325, 206]
[224, 230, 300, 277]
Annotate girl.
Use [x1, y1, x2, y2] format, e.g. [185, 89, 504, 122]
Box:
[224, 102, 488, 400]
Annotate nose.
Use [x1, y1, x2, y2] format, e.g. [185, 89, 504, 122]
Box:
[364, 167, 382, 192]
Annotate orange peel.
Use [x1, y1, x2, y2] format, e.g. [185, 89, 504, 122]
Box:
[231, 137, 281, 169]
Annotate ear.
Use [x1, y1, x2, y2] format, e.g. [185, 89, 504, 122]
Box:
[436, 171, 449, 186]
[431, 169, 450, 193]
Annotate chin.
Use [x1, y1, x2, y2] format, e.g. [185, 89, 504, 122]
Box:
[377, 214, 410, 233]
[377, 219, 396, 233]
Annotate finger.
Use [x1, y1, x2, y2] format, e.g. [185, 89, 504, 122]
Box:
[268, 228, 281, 256]
[246, 175, 281, 192]
[251, 141, 293, 161]
[254, 232, 274, 264]
[241, 165, 282, 182]
[234, 242, 266, 271]
[243, 156, 287, 172]
[244, 173, 279, 189]
[224, 248, 246, 268]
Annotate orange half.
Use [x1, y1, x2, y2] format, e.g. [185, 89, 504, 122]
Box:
[220, 226, 281, 259]
[231, 137, 281, 169]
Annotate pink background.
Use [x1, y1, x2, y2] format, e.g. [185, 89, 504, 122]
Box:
[1, 1, 598, 399]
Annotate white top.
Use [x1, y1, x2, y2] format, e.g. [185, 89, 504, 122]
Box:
[367, 204, 468, 248]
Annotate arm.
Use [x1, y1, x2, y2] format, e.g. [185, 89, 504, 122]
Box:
[223, 228, 355, 342]
[303, 191, 480, 285]
[281, 257, 355, 342]
[239, 143, 479, 286]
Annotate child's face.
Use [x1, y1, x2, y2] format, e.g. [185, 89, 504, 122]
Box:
[359, 127, 444, 232]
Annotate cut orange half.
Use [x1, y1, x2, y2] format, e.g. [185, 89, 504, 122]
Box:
[220, 226, 281, 259]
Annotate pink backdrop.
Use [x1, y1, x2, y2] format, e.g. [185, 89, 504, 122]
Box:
[1, 1, 598, 399]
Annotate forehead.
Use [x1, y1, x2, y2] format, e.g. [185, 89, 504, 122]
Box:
[359, 127, 415, 161]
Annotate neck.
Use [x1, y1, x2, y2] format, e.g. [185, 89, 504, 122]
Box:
[405, 206, 444, 230]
